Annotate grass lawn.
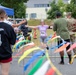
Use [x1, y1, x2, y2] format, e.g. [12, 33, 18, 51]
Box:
[32, 29, 54, 46]
[28, 19, 52, 26]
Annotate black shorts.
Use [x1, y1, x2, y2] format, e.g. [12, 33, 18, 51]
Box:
[58, 39, 70, 50]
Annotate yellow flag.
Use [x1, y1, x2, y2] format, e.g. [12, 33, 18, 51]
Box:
[48, 36, 60, 44]
[51, 36, 60, 41]
[18, 47, 41, 63]
[13, 40, 21, 51]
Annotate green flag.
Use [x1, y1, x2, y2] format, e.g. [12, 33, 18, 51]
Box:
[28, 56, 46, 75]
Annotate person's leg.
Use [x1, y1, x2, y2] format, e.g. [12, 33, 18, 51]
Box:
[70, 34, 76, 55]
[66, 44, 71, 63]
[66, 39, 72, 64]
[1, 62, 10, 75]
[59, 51, 64, 64]
[40, 36, 44, 48]
[72, 34, 76, 55]
[43, 36, 49, 50]
[58, 40, 64, 64]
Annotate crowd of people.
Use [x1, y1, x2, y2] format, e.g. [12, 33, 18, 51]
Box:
[0, 8, 76, 75]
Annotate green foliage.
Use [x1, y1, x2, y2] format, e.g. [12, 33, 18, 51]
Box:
[66, 0, 76, 18]
[57, 0, 64, 7]
[65, 4, 73, 12]
[13, 2, 26, 18]
[50, 0, 55, 6]
[0, 0, 28, 18]
[72, 4, 76, 18]
[71, 0, 76, 4]
[57, 0, 66, 13]
[47, 0, 60, 19]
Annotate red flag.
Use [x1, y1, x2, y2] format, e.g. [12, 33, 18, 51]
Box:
[51, 32, 56, 39]
[46, 68, 55, 75]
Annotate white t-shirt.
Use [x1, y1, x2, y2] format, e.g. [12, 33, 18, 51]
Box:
[4, 19, 13, 26]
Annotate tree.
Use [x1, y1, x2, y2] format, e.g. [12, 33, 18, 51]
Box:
[0, 0, 28, 18]
[57, 0, 64, 7]
[57, 0, 65, 13]
[15, 2, 26, 18]
[71, 0, 76, 4]
[47, 0, 60, 19]
[66, 0, 76, 18]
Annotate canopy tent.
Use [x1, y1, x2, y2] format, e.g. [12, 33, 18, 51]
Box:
[0, 5, 14, 16]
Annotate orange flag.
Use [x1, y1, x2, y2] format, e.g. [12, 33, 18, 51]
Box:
[54, 43, 70, 53]
[46, 68, 55, 75]
[15, 44, 35, 57]
[51, 32, 56, 39]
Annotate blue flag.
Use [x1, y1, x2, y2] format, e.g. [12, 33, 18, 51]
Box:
[24, 51, 45, 71]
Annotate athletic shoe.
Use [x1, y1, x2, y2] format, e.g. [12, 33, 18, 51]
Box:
[46, 46, 49, 50]
[42, 53, 45, 56]
[59, 61, 64, 65]
[68, 61, 72, 64]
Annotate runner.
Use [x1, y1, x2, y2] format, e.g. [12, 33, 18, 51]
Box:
[26, 20, 51, 49]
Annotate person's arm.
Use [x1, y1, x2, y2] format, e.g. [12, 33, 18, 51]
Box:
[26, 25, 38, 29]
[6, 25, 16, 45]
[47, 22, 54, 29]
[9, 28, 16, 45]
[53, 21, 57, 31]
[12, 23, 22, 28]
[48, 25, 53, 29]
[12, 20, 27, 28]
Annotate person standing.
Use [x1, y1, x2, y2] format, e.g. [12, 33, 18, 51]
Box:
[53, 12, 72, 64]
[26, 20, 50, 49]
[66, 12, 76, 55]
[19, 19, 28, 37]
[0, 9, 16, 75]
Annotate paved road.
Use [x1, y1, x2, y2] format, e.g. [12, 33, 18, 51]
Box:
[0, 46, 76, 75]
[6, 57, 76, 75]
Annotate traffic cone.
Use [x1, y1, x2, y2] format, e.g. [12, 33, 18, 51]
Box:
[33, 28, 37, 39]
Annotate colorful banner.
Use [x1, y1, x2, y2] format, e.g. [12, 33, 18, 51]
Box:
[46, 50, 62, 75]
[18, 47, 41, 63]
[28, 56, 46, 75]
[54, 43, 70, 53]
[46, 68, 55, 75]
[24, 51, 44, 71]
[33, 60, 50, 75]
[67, 43, 76, 52]
[14, 44, 35, 57]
